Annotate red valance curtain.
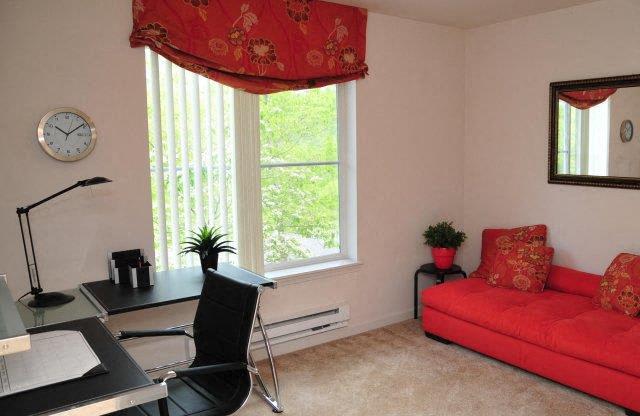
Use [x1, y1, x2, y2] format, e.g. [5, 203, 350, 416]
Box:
[558, 88, 617, 110]
[130, 0, 368, 94]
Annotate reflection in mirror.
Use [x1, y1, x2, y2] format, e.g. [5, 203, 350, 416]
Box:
[556, 86, 639, 177]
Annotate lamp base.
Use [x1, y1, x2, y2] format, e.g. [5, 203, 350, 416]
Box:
[27, 292, 75, 308]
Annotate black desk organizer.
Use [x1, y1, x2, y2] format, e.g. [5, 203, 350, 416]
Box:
[108, 249, 154, 288]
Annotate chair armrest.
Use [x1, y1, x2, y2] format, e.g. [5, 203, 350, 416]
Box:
[161, 362, 246, 381]
[117, 329, 192, 340]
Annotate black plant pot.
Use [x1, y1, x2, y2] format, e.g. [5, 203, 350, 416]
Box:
[200, 251, 219, 273]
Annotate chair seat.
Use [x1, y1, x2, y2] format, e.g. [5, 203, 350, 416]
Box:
[108, 377, 228, 416]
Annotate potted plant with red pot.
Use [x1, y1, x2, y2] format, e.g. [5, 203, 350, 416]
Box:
[423, 221, 467, 270]
[180, 225, 237, 273]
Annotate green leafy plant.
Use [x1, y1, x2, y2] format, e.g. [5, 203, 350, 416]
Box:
[179, 225, 236, 259]
[423, 221, 467, 249]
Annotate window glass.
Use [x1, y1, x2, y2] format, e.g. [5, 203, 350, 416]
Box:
[260, 86, 341, 266]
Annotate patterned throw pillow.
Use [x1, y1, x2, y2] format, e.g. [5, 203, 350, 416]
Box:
[487, 243, 555, 293]
[594, 253, 640, 316]
[470, 225, 548, 280]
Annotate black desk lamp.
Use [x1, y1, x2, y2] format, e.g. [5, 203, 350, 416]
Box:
[17, 177, 112, 308]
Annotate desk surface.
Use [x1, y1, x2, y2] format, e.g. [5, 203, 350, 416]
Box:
[0, 276, 30, 355]
[0, 317, 166, 416]
[81, 263, 275, 315]
[16, 288, 105, 329]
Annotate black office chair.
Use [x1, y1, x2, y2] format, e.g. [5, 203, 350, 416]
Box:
[113, 270, 262, 416]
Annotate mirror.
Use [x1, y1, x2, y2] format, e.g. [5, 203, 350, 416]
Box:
[549, 74, 640, 189]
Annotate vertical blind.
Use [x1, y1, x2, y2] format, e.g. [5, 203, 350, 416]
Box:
[145, 49, 235, 271]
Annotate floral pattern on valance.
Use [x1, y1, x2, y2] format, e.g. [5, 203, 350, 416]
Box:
[130, 0, 368, 94]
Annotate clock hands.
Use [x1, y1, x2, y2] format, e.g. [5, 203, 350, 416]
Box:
[67, 124, 84, 135]
[53, 117, 83, 141]
[55, 123, 81, 141]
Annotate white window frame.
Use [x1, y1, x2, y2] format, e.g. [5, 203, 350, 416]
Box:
[146, 48, 357, 276]
[559, 102, 587, 175]
[558, 99, 610, 176]
[234, 82, 358, 274]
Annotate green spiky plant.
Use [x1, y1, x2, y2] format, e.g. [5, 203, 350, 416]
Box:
[423, 221, 467, 248]
[179, 226, 236, 272]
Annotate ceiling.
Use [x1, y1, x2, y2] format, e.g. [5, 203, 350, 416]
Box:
[332, 0, 600, 28]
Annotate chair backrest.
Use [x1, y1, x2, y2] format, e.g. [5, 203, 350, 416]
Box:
[190, 269, 261, 414]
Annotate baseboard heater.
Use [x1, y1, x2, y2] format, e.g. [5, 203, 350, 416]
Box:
[251, 303, 349, 348]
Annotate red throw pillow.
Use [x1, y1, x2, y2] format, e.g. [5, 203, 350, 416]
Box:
[470, 225, 547, 280]
[487, 243, 554, 293]
[594, 253, 640, 316]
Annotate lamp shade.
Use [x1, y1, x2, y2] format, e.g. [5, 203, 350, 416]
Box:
[78, 177, 112, 186]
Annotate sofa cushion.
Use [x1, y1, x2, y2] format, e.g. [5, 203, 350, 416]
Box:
[546, 265, 601, 298]
[594, 253, 640, 316]
[487, 243, 554, 293]
[422, 277, 640, 378]
[423, 307, 640, 412]
[469, 225, 547, 280]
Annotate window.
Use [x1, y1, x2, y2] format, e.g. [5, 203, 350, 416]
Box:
[145, 50, 356, 274]
[557, 99, 610, 176]
[260, 86, 342, 269]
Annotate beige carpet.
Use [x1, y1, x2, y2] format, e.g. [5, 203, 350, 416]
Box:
[237, 320, 623, 416]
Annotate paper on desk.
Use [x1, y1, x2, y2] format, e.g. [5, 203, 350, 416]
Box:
[1, 330, 103, 396]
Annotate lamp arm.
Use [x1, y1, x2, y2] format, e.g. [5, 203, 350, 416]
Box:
[17, 212, 40, 295]
[15, 181, 83, 295]
[15, 177, 111, 305]
[17, 182, 83, 214]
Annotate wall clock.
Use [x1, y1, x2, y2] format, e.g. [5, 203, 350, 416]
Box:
[37, 108, 97, 161]
[620, 119, 633, 143]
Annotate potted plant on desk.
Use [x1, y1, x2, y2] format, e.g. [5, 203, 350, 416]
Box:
[423, 221, 467, 270]
[180, 226, 237, 273]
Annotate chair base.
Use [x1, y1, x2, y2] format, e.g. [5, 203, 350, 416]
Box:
[251, 311, 284, 413]
[252, 385, 284, 413]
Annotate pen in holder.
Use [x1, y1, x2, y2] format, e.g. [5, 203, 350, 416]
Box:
[128, 259, 154, 288]
[108, 249, 144, 284]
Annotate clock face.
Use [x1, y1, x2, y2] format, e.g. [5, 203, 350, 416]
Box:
[37, 108, 97, 161]
[620, 120, 633, 143]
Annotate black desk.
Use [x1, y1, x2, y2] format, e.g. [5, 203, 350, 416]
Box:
[81, 263, 275, 315]
[0, 317, 166, 416]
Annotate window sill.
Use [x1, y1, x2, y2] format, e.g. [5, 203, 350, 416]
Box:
[265, 259, 362, 286]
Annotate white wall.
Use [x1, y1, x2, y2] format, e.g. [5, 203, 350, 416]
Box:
[292, 12, 465, 333]
[0, 1, 465, 360]
[609, 87, 640, 177]
[0, 1, 154, 296]
[463, 0, 640, 276]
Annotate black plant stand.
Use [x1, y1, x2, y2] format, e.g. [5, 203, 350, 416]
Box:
[414, 263, 466, 319]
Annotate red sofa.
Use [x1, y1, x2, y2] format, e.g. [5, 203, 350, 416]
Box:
[421, 265, 640, 415]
